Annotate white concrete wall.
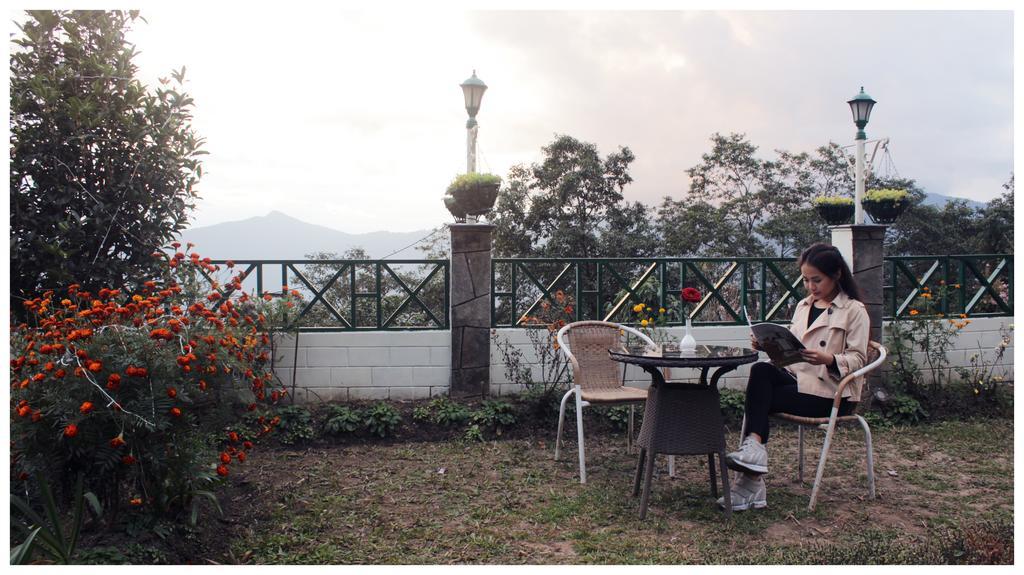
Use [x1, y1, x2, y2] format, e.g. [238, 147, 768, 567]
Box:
[274, 317, 1013, 403]
[489, 316, 1014, 394]
[272, 331, 450, 403]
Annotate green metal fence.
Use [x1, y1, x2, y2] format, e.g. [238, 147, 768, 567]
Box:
[207, 259, 449, 331]
[492, 255, 1013, 328]
[884, 255, 1013, 319]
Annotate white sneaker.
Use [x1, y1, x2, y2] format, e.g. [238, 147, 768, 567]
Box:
[717, 474, 768, 511]
[726, 436, 769, 475]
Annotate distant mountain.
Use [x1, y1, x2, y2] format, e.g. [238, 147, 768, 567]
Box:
[920, 192, 985, 210]
[176, 211, 435, 260]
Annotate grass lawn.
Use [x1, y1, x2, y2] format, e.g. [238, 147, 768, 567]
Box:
[209, 417, 1013, 564]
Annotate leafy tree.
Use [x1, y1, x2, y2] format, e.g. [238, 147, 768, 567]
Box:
[685, 133, 774, 256]
[489, 164, 534, 258]
[523, 135, 635, 258]
[10, 10, 205, 313]
[976, 175, 1014, 254]
[657, 196, 737, 257]
[596, 201, 660, 258]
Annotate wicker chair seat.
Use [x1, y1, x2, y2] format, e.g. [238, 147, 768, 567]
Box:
[771, 413, 861, 425]
[581, 386, 648, 403]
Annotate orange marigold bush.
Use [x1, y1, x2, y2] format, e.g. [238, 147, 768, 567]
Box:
[9, 244, 301, 519]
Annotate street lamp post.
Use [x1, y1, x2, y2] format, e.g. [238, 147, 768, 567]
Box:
[460, 70, 488, 174]
[847, 87, 877, 224]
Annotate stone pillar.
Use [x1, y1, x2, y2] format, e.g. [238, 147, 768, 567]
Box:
[831, 224, 886, 403]
[449, 223, 494, 398]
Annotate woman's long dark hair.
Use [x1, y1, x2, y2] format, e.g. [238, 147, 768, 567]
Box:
[797, 243, 863, 302]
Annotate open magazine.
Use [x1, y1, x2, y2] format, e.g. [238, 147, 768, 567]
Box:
[744, 306, 806, 367]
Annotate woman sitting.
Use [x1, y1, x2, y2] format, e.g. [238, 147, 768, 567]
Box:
[721, 243, 869, 511]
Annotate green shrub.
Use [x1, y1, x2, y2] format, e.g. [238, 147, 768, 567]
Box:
[881, 393, 929, 425]
[463, 424, 485, 442]
[596, 405, 636, 431]
[322, 405, 362, 436]
[364, 402, 402, 438]
[719, 389, 746, 423]
[432, 397, 472, 427]
[471, 400, 517, 436]
[274, 406, 316, 445]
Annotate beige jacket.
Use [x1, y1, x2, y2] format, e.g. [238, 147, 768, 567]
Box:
[786, 290, 870, 401]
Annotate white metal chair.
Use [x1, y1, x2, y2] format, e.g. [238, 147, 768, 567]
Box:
[553, 321, 657, 484]
[739, 341, 887, 510]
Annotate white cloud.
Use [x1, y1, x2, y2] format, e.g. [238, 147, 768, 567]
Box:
[100, 9, 1013, 230]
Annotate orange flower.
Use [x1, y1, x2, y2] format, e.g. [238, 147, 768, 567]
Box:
[169, 407, 182, 418]
[110, 435, 126, 448]
[17, 405, 31, 417]
[167, 387, 177, 399]
[31, 411, 41, 423]
[88, 361, 103, 372]
[64, 424, 78, 438]
[216, 464, 229, 477]
[220, 452, 231, 464]
[129, 497, 143, 506]
[243, 440, 254, 450]
[909, 309, 919, 316]
[199, 379, 208, 391]
[237, 452, 247, 463]
[107, 373, 121, 391]
[79, 401, 94, 414]
[122, 455, 137, 465]
[228, 431, 240, 442]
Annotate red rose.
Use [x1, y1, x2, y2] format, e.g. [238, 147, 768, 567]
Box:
[681, 287, 702, 303]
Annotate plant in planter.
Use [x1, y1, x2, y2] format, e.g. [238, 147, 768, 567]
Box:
[444, 172, 502, 222]
[862, 188, 910, 224]
[813, 196, 855, 226]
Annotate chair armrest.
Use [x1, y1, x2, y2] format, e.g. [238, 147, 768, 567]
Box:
[832, 343, 887, 408]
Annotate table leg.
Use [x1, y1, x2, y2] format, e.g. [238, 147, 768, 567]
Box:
[632, 448, 646, 497]
[708, 454, 718, 498]
[718, 449, 732, 518]
[639, 447, 657, 519]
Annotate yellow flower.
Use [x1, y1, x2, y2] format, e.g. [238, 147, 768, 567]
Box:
[909, 309, 919, 316]
[645, 306, 652, 312]
[974, 388, 980, 395]
[633, 304, 644, 313]
[641, 319, 649, 327]
[659, 308, 666, 314]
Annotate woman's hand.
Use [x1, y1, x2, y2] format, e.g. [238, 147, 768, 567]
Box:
[799, 349, 833, 366]
[749, 334, 761, 351]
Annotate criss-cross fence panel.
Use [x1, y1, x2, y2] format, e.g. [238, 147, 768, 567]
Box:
[884, 255, 1013, 319]
[204, 260, 449, 331]
[491, 258, 805, 327]
[494, 255, 1013, 328]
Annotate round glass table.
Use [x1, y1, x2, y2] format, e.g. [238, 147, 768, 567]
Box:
[609, 344, 759, 519]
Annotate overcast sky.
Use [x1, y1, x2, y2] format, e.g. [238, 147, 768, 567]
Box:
[107, 9, 1014, 232]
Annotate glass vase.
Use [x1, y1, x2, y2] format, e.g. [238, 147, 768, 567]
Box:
[680, 318, 697, 352]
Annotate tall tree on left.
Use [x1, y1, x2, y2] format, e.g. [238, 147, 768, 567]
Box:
[10, 10, 205, 314]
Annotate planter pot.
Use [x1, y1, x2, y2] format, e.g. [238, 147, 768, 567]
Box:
[451, 182, 500, 218]
[862, 199, 907, 224]
[815, 203, 855, 226]
[443, 196, 468, 222]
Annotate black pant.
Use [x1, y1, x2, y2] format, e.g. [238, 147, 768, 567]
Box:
[742, 362, 854, 444]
